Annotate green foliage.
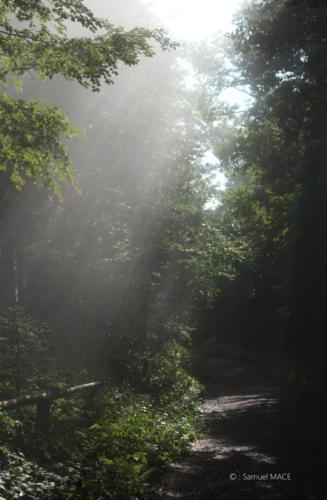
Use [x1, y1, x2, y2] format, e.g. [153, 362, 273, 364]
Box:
[0, 306, 54, 397]
[192, 0, 327, 393]
[0, 0, 175, 195]
[0, 447, 74, 499]
[148, 341, 202, 406]
[0, 338, 201, 499]
[76, 345, 201, 498]
[0, 412, 21, 441]
[0, 94, 80, 198]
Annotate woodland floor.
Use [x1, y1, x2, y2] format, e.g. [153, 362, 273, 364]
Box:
[147, 358, 327, 500]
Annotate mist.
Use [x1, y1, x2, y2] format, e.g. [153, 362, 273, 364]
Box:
[0, 1, 326, 499]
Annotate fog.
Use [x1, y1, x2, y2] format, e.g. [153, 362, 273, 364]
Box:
[1, 1, 326, 498]
[0, 0, 215, 368]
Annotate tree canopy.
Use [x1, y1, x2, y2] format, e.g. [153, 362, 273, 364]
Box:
[0, 0, 174, 196]
[194, 0, 327, 390]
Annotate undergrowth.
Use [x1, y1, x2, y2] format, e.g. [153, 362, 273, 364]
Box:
[0, 342, 202, 499]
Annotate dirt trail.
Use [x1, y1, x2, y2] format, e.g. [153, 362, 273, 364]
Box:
[151, 358, 326, 500]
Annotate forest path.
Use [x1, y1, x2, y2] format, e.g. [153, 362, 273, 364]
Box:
[150, 358, 325, 500]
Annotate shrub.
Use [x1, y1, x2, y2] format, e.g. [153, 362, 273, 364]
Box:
[0, 342, 202, 499]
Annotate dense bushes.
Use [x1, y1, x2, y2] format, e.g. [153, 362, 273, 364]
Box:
[0, 341, 202, 499]
[0, 448, 73, 500]
[0, 307, 54, 399]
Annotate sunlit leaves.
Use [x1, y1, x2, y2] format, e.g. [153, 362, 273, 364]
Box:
[0, 0, 175, 90]
[0, 0, 175, 195]
[0, 94, 79, 198]
[81, 346, 201, 497]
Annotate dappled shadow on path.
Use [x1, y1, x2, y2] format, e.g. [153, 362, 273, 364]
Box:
[149, 360, 326, 500]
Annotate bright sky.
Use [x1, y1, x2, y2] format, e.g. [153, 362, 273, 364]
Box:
[148, 0, 244, 41]
[148, 0, 250, 110]
[148, 0, 246, 204]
